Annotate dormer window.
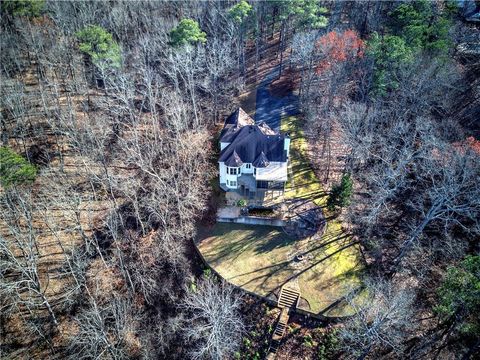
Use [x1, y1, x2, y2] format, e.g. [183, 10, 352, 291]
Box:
[245, 163, 251, 169]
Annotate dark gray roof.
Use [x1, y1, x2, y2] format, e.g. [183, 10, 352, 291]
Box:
[252, 151, 270, 168]
[219, 124, 287, 167]
[223, 150, 244, 167]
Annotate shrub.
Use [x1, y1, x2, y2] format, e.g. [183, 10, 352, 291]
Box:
[434, 255, 480, 336]
[203, 268, 212, 279]
[303, 334, 314, 347]
[237, 199, 247, 207]
[317, 329, 339, 360]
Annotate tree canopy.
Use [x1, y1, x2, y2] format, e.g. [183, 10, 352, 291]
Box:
[367, 0, 452, 95]
[389, 0, 451, 54]
[169, 19, 207, 47]
[228, 1, 253, 24]
[367, 33, 414, 94]
[0, 147, 37, 188]
[277, 0, 328, 29]
[75, 25, 121, 68]
[1, 0, 45, 18]
[316, 30, 365, 74]
[435, 255, 480, 336]
[327, 173, 353, 212]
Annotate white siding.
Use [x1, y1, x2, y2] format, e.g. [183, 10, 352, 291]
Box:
[241, 163, 254, 174]
[219, 162, 227, 184]
[284, 137, 290, 158]
[225, 167, 239, 188]
[220, 142, 230, 151]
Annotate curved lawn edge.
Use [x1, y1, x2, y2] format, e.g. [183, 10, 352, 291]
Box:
[195, 223, 365, 319]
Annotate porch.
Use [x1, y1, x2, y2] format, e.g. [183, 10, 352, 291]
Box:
[225, 188, 285, 207]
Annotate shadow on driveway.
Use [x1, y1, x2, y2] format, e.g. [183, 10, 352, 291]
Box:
[254, 65, 299, 131]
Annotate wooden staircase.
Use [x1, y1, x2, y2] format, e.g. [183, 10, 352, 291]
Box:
[277, 285, 300, 309]
[266, 285, 301, 359]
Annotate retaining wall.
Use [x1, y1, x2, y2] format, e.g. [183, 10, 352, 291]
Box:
[217, 216, 285, 227]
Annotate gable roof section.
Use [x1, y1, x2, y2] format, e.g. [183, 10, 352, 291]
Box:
[223, 150, 244, 167]
[219, 124, 287, 167]
[252, 151, 270, 168]
[220, 108, 255, 143]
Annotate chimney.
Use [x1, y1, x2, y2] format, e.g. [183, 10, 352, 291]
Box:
[284, 133, 291, 158]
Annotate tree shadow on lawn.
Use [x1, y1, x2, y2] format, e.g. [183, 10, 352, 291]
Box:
[307, 266, 364, 294]
[203, 229, 262, 266]
[274, 237, 360, 291]
[200, 224, 297, 267]
[233, 230, 356, 294]
[317, 284, 365, 316]
[253, 231, 299, 254]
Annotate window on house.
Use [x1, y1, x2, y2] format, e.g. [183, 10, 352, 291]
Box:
[230, 181, 237, 187]
[245, 163, 251, 169]
[257, 180, 269, 189]
[254, 168, 256, 175]
[228, 167, 238, 175]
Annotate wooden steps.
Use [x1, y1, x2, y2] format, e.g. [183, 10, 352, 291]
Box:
[277, 286, 300, 309]
[268, 307, 289, 358]
[273, 307, 289, 339]
[266, 285, 301, 359]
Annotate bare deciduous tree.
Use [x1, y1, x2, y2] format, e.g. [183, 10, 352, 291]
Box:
[340, 279, 415, 359]
[181, 277, 245, 360]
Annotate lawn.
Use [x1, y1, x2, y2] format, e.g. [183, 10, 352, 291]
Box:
[196, 116, 365, 317]
[196, 222, 363, 316]
[282, 116, 326, 207]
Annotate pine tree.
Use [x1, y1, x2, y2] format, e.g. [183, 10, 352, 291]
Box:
[169, 19, 207, 47]
[0, 147, 37, 188]
[327, 173, 353, 212]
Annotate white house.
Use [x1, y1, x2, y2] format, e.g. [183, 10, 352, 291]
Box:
[218, 108, 290, 205]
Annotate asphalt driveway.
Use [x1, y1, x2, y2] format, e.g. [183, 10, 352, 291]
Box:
[254, 65, 299, 131]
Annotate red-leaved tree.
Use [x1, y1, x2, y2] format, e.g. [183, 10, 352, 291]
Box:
[316, 30, 365, 74]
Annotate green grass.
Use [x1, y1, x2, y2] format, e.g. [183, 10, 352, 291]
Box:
[196, 115, 365, 317]
[282, 116, 326, 207]
[197, 223, 362, 316]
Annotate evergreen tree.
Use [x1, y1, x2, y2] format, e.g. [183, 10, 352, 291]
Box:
[367, 32, 413, 94]
[228, 0, 253, 23]
[1, 0, 45, 18]
[228, 1, 253, 76]
[276, 0, 328, 30]
[0, 147, 37, 188]
[389, 0, 452, 54]
[327, 173, 353, 212]
[75, 25, 121, 68]
[169, 19, 207, 47]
